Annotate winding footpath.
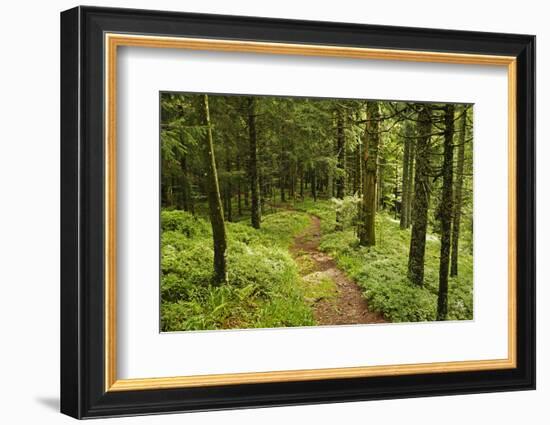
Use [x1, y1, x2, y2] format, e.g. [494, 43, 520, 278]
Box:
[290, 214, 385, 325]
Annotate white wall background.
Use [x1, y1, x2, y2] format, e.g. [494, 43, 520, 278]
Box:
[0, 0, 544, 423]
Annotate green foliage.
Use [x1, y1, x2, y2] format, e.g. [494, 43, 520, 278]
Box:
[331, 195, 361, 228]
[160, 209, 315, 331]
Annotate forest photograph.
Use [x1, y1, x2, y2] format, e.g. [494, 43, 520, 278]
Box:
[160, 92, 474, 332]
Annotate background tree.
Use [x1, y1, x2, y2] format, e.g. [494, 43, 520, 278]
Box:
[358, 102, 380, 246]
[198, 94, 227, 284]
[408, 105, 432, 286]
[450, 105, 469, 276]
[436, 104, 455, 319]
[248, 97, 261, 229]
[400, 120, 414, 229]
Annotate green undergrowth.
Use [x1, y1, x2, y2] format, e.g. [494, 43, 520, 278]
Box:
[293, 199, 474, 323]
[160, 209, 314, 331]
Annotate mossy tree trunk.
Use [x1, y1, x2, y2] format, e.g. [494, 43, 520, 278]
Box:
[248, 97, 261, 229]
[406, 133, 416, 227]
[407, 105, 432, 286]
[236, 155, 242, 216]
[450, 106, 467, 276]
[199, 94, 228, 285]
[358, 102, 380, 246]
[400, 122, 413, 229]
[224, 144, 233, 222]
[437, 104, 456, 320]
[336, 107, 346, 199]
[335, 107, 346, 230]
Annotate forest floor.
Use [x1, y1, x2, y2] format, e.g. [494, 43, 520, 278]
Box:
[291, 214, 385, 325]
[161, 198, 473, 332]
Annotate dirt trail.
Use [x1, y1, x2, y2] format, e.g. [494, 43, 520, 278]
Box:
[291, 215, 385, 325]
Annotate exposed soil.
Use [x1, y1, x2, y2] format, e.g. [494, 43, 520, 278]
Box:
[291, 215, 386, 325]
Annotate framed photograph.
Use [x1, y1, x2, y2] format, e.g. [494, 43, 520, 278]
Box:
[60, 6, 535, 419]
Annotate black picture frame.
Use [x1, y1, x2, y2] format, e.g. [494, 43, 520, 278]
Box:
[61, 5, 535, 419]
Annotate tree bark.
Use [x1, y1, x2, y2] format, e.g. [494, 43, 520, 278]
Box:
[336, 107, 346, 199]
[279, 136, 286, 202]
[311, 166, 317, 201]
[358, 102, 380, 246]
[236, 155, 242, 216]
[335, 107, 346, 230]
[178, 154, 188, 211]
[299, 165, 304, 199]
[225, 147, 233, 222]
[450, 106, 467, 276]
[248, 97, 261, 229]
[407, 105, 432, 286]
[198, 94, 227, 284]
[437, 104, 455, 320]
[354, 136, 362, 195]
[406, 131, 416, 227]
[400, 122, 413, 229]
[377, 157, 384, 211]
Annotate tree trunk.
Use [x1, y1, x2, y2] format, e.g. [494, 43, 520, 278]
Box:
[407, 105, 432, 286]
[377, 157, 384, 211]
[450, 106, 467, 276]
[437, 104, 455, 320]
[406, 131, 416, 227]
[299, 165, 304, 199]
[354, 136, 362, 195]
[225, 148, 233, 222]
[311, 166, 317, 201]
[358, 102, 380, 246]
[198, 94, 227, 284]
[335, 107, 346, 230]
[248, 97, 261, 229]
[336, 108, 346, 199]
[236, 155, 242, 216]
[400, 122, 413, 229]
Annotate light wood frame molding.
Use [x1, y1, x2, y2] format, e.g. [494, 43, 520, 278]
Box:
[104, 33, 518, 393]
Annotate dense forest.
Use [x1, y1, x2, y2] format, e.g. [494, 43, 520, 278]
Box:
[160, 93, 473, 331]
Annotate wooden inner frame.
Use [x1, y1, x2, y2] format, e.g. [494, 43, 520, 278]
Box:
[104, 33, 517, 392]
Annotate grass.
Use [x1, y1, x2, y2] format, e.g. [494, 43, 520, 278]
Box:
[160, 209, 315, 331]
[161, 196, 474, 331]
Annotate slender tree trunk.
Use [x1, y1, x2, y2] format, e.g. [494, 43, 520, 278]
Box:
[279, 139, 286, 202]
[299, 165, 304, 199]
[248, 97, 261, 229]
[400, 122, 413, 229]
[311, 166, 317, 201]
[394, 161, 399, 220]
[179, 153, 189, 211]
[354, 136, 362, 195]
[236, 155, 242, 216]
[377, 158, 384, 211]
[437, 104, 456, 320]
[198, 94, 227, 284]
[225, 148, 233, 222]
[407, 106, 432, 286]
[335, 107, 346, 230]
[406, 131, 416, 227]
[450, 106, 467, 276]
[358, 102, 380, 246]
[336, 108, 346, 199]
[162, 160, 173, 208]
